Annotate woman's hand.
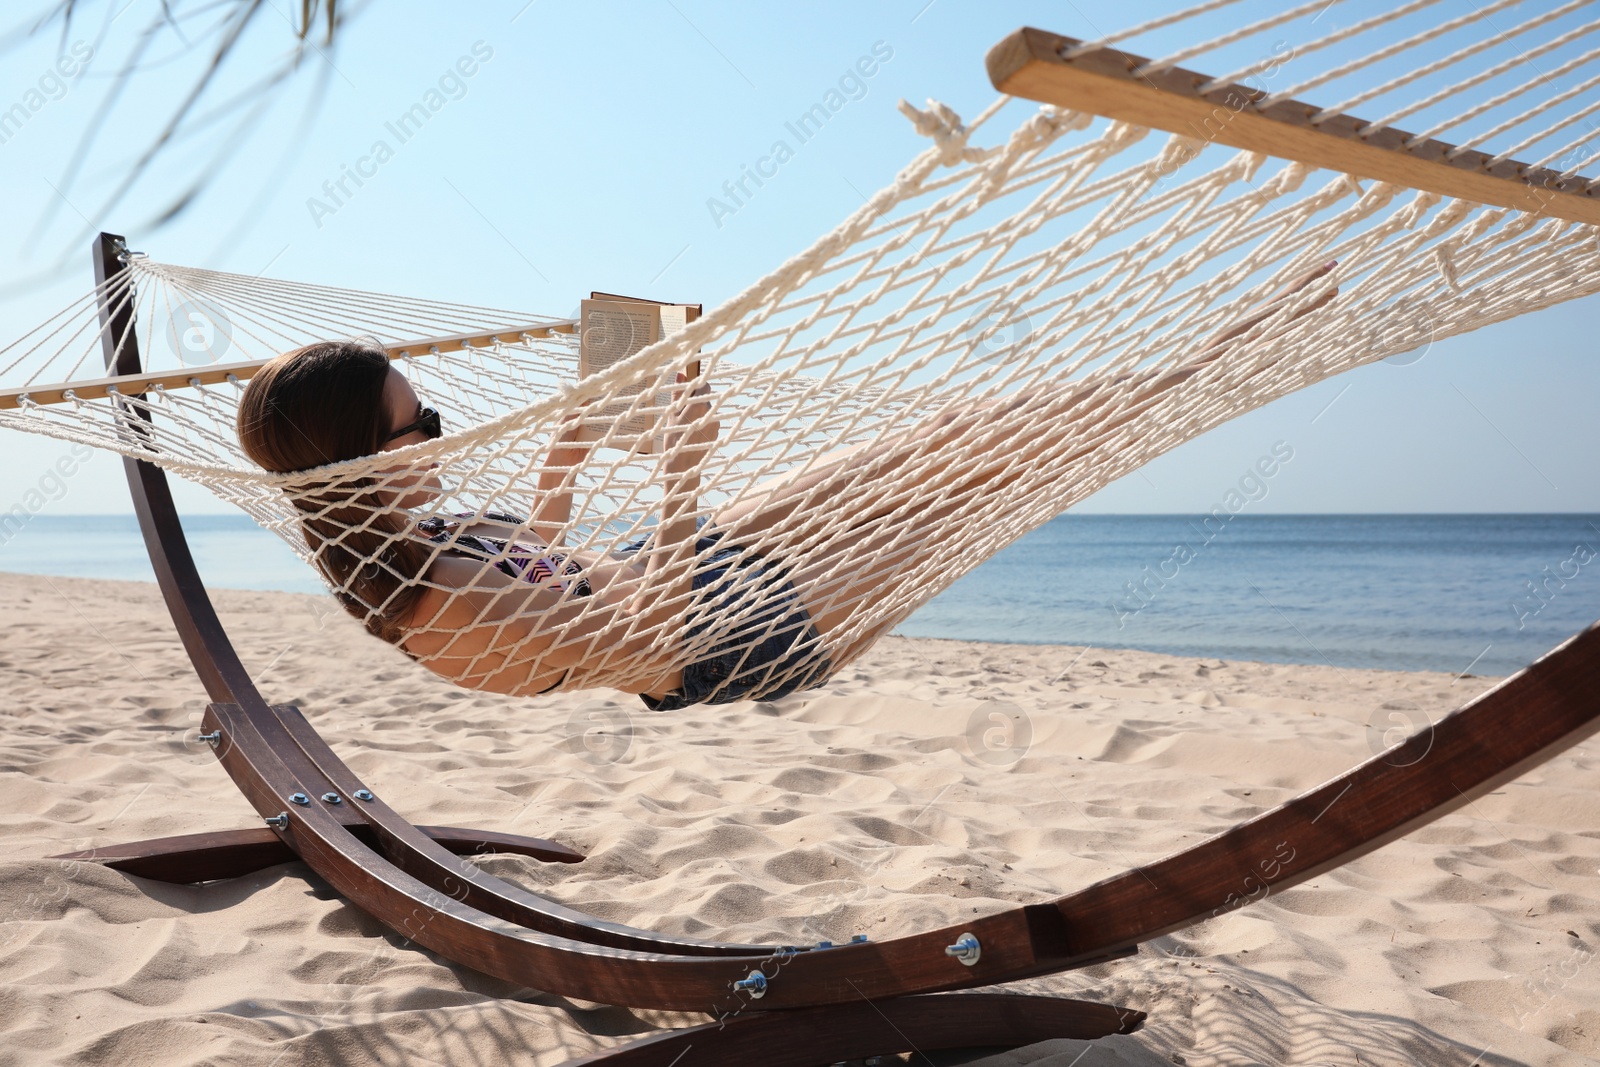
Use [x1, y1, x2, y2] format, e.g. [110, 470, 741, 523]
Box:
[665, 369, 719, 463]
[1203, 259, 1339, 352]
[550, 395, 599, 453]
[1095, 259, 1340, 403]
[529, 395, 601, 541]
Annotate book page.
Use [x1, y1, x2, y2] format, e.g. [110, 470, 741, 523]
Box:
[588, 292, 701, 378]
[577, 297, 698, 452]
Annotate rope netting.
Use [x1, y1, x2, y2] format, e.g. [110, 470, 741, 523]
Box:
[3, 1, 1599, 707]
[1071, 0, 1600, 180]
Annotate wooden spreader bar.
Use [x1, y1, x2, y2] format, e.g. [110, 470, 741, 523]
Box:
[987, 27, 1600, 226]
[0, 319, 577, 411]
[46, 163, 1600, 1058]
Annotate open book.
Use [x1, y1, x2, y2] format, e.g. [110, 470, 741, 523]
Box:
[576, 292, 701, 453]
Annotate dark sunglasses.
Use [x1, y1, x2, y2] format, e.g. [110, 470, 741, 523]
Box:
[385, 405, 442, 443]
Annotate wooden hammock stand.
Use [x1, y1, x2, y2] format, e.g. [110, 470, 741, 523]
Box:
[50, 26, 1600, 1064]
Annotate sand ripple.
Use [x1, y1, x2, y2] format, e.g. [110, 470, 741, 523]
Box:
[2, 572, 1597, 1065]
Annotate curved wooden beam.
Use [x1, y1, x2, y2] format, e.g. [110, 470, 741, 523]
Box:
[189, 615, 1600, 1013]
[86, 232, 1600, 1018]
[259, 701, 777, 957]
[92, 232, 260, 707]
[1034, 619, 1600, 971]
[48, 824, 583, 885]
[555, 993, 1144, 1066]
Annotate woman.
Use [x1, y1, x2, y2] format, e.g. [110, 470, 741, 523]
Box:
[238, 263, 1335, 709]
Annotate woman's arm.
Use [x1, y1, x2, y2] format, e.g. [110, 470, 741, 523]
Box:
[1116, 259, 1339, 398]
[525, 406, 595, 545]
[633, 370, 718, 622]
[444, 412, 590, 543]
[402, 555, 681, 696]
[408, 374, 720, 695]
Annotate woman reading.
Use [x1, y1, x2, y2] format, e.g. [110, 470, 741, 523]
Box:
[237, 263, 1335, 710]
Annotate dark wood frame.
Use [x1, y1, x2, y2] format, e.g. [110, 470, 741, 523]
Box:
[53, 232, 1600, 1063]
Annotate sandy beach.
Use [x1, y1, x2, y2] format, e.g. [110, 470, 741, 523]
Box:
[2, 569, 1597, 1066]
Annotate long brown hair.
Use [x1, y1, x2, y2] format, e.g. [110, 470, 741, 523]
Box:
[237, 340, 431, 644]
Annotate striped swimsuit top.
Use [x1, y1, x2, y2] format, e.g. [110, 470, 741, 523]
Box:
[416, 515, 591, 696]
[418, 517, 593, 598]
[477, 537, 592, 596]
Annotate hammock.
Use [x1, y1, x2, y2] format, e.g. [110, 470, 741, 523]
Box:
[17, 6, 1600, 1062]
[4, 0, 1600, 708]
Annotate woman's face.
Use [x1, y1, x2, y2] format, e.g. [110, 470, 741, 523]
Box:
[379, 366, 430, 451]
[374, 366, 443, 508]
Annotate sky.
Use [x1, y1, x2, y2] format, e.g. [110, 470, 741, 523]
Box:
[0, 0, 1595, 518]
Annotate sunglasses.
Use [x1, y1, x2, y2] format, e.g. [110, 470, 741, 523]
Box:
[384, 405, 442, 443]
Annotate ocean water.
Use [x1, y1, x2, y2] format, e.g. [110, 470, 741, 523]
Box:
[2, 513, 1595, 676]
[898, 513, 1600, 677]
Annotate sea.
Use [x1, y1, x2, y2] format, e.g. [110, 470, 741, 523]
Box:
[3, 513, 1596, 677]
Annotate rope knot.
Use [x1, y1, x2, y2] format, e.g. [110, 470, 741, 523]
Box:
[1024, 105, 1091, 141]
[1395, 190, 1441, 231]
[1264, 161, 1312, 199]
[897, 98, 993, 167]
[1433, 247, 1463, 293]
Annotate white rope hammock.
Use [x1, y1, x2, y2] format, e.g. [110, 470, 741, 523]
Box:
[4, 1, 1599, 708]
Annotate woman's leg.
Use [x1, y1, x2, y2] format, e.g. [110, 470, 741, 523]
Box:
[708, 385, 1092, 651]
[717, 332, 1175, 538]
[708, 260, 1340, 645]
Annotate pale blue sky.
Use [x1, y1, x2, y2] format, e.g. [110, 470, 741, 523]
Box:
[0, 0, 1595, 516]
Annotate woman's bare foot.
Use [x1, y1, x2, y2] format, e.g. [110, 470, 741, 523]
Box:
[1204, 259, 1339, 352]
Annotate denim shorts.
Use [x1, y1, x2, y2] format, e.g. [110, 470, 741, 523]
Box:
[619, 520, 831, 711]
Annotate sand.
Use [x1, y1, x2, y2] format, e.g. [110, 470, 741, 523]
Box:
[2, 569, 1597, 1066]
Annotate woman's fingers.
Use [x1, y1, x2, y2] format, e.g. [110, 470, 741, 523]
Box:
[1248, 260, 1338, 323]
[1300, 283, 1339, 314]
[1273, 259, 1337, 300]
[1298, 259, 1336, 282]
[1197, 259, 1340, 354]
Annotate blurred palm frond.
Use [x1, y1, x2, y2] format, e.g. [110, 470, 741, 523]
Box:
[13, 0, 363, 243]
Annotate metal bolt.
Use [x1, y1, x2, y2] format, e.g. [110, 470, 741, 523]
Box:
[321, 792, 342, 805]
[732, 970, 768, 999]
[197, 731, 221, 747]
[289, 792, 310, 806]
[353, 789, 375, 802]
[944, 932, 981, 967]
[264, 812, 289, 831]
